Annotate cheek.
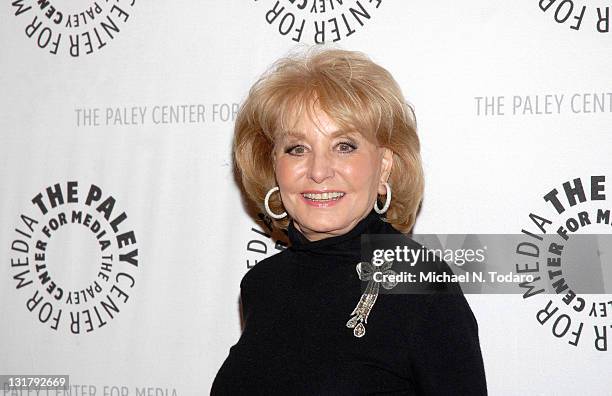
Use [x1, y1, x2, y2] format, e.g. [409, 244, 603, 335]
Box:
[342, 156, 380, 191]
[275, 158, 301, 189]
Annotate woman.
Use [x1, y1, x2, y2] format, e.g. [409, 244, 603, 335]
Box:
[212, 47, 487, 395]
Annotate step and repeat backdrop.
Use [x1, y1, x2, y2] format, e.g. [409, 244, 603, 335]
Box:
[1, 1, 611, 394]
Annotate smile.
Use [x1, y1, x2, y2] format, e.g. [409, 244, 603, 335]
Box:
[301, 191, 345, 208]
[302, 191, 345, 201]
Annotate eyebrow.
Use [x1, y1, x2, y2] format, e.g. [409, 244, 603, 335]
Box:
[282, 129, 357, 140]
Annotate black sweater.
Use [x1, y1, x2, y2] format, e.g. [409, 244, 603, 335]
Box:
[211, 209, 487, 395]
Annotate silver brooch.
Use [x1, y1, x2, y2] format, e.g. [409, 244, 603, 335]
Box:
[346, 260, 397, 338]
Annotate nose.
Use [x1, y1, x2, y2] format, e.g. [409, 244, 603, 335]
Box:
[307, 150, 334, 183]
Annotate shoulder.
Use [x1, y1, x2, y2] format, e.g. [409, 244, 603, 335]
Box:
[238, 248, 297, 317]
[239, 248, 294, 291]
[392, 283, 478, 332]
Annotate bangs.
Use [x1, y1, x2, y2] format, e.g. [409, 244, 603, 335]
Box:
[255, 67, 385, 147]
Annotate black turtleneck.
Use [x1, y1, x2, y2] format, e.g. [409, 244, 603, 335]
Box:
[211, 209, 487, 395]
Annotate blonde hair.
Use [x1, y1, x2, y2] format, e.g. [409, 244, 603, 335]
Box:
[233, 46, 424, 233]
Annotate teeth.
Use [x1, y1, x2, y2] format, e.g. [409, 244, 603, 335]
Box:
[303, 192, 345, 201]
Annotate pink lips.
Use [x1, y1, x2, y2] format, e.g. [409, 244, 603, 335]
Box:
[301, 190, 345, 208]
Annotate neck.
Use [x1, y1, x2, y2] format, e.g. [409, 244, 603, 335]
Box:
[287, 209, 395, 259]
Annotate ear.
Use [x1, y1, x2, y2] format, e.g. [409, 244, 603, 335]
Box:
[378, 147, 394, 195]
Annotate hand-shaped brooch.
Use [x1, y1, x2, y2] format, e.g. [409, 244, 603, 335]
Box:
[346, 260, 397, 338]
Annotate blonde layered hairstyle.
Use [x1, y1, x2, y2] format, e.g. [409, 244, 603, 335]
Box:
[233, 47, 424, 233]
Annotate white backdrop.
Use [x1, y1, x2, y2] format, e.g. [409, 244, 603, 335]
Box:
[2, 1, 612, 394]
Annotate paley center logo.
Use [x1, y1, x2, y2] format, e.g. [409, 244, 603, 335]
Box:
[517, 175, 612, 351]
[253, 0, 383, 43]
[538, 0, 612, 32]
[10, 0, 136, 56]
[9, 181, 139, 334]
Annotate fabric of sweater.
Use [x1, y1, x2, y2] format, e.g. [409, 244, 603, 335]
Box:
[211, 209, 488, 395]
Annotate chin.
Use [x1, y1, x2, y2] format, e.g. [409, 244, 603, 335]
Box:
[298, 214, 349, 234]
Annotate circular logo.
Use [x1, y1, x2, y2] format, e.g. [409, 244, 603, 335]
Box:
[253, 0, 383, 43]
[10, 0, 136, 56]
[9, 181, 139, 334]
[538, 1, 611, 33]
[516, 175, 611, 351]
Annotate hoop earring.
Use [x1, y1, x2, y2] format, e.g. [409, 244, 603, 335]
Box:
[374, 182, 392, 214]
[264, 186, 287, 219]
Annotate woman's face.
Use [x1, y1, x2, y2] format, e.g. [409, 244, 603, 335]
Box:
[273, 108, 393, 241]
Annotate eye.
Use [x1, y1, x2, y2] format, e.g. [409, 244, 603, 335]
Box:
[336, 141, 357, 153]
[285, 144, 308, 156]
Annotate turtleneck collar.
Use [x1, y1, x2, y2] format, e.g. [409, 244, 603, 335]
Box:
[287, 209, 394, 258]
